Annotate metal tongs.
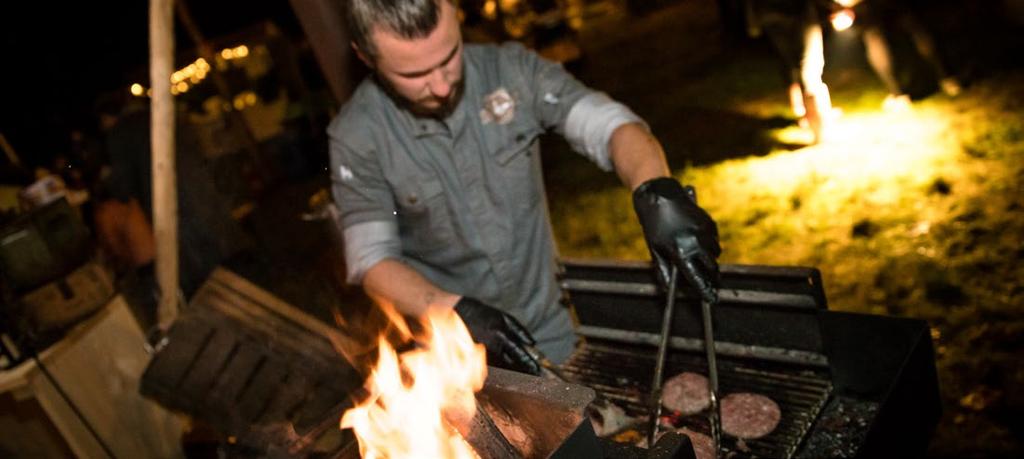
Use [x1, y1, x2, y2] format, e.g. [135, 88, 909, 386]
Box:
[647, 266, 722, 458]
[701, 294, 722, 457]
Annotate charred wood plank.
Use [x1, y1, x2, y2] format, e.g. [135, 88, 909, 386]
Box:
[140, 269, 360, 457]
[140, 319, 214, 399]
[291, 379, 351, 435]
[287, 400, 354, 456]
[260, 370, 313, 424]
[236, 356, 290, 422]
[179, 329, 238, 402]
[205, 341, 265, 409]
[202, 270, 347, 356]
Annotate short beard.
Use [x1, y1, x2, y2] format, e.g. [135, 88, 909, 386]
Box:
[375, 72, 466, 119]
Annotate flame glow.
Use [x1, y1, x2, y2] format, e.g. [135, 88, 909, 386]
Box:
[340, 309, 487, 459]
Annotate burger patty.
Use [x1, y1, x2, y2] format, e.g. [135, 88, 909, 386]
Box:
[661, 372, 710, 415]
[720, 392, 782, 439]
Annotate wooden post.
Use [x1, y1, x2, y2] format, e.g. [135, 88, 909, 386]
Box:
[150, 0, 180, 330]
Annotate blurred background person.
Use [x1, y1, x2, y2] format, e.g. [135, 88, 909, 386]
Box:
[746, 0, 836, 143]
[830, 0, 962, 111]
[92, 92, 251, 330]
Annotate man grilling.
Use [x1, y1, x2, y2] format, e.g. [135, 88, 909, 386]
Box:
[330, 0, 720, 374]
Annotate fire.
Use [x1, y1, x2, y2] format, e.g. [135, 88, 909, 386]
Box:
[340, 308, 488, 459]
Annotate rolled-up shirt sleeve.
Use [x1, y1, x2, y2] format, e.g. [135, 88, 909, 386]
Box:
[564, 92, 646, 171]
[328, 117, 401, 283]
[342, 221, 400, 284]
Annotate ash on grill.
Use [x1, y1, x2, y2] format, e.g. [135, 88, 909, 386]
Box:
[794, 397, 879, 459]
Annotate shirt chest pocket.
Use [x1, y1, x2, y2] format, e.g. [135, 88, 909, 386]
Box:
[394, 178, 456, 252]
[492, 126, 544, 211]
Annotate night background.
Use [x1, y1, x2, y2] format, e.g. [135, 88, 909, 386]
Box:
[1, 0, 1023, 458]
[1, 0, 310, 172]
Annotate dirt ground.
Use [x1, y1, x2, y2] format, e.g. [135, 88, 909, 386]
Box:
[539, 1, 1023, 457]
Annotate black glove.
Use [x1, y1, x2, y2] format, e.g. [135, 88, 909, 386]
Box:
[453, 297, 542, 376]
[633, 177, 722, 303]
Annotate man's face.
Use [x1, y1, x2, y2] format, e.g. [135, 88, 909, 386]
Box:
[364, 0, 464, 117]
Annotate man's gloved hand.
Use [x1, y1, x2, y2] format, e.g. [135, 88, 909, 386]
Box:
[453, 297, 542, 376]
[633, 177, 722, 303]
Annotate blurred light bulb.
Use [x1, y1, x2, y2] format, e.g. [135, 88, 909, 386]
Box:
[831, 10, 855, 32]
[482, 0, 497, 20]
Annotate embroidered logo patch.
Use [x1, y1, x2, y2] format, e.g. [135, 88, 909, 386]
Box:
[338, 164, 354, 181]
[480, 87, 515, 125]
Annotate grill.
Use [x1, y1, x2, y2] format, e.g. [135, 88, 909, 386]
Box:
[140, 261, 940, 458]
[556, 259, 941, 458]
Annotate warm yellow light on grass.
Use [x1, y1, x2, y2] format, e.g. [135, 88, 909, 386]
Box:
[751, 109, 949, 196]
[679, 103, 965, 274]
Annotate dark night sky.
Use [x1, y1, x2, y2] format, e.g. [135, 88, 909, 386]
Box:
[0, 0, 304, 171]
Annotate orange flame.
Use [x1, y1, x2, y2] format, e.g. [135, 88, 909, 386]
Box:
[340, 308, 487, 459]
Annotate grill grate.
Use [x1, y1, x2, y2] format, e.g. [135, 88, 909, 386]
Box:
[560, 340, 832, 458]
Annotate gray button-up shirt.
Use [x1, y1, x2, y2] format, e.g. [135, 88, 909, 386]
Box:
[328, 42, 643, 362]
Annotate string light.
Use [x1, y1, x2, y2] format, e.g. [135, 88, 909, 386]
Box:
[128, 44, 252, 98]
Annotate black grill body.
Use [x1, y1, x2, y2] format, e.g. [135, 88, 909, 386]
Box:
[558, 259, 940, 458]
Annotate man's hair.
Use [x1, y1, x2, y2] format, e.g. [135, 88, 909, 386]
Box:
[346, 0, 447, 59]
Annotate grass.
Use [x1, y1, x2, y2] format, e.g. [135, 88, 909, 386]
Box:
[543, 2, 1024, 456]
